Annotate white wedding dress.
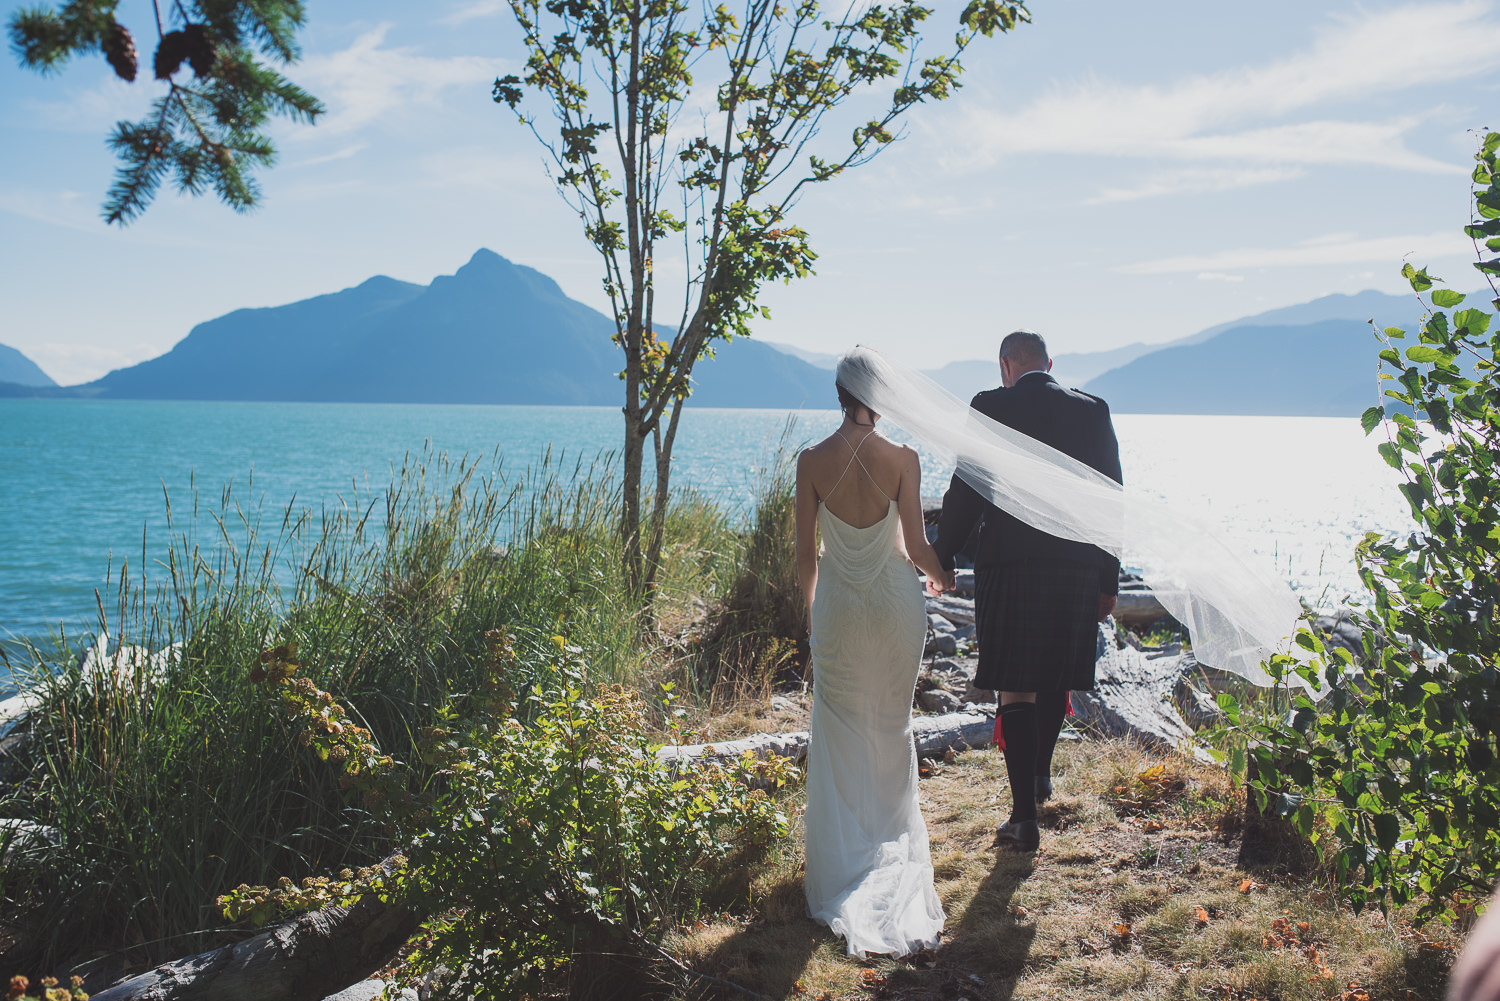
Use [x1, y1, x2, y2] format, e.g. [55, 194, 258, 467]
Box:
[802, 440, 944, 958]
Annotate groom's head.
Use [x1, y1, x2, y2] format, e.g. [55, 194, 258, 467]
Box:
[999, 329, 1051, 388]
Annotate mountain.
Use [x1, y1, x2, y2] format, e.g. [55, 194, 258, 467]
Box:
[898, 288, 1458, 414]
[52, 250, 832, 408]
[0, 343, 56, 387]
[921, 342, 1159, 400]
[760, 340, 839, 369]
[1082, 319, 1382, 416]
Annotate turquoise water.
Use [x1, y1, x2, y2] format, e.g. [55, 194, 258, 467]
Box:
[0, 400, 1410, 661]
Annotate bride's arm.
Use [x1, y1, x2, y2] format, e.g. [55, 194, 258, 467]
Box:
[897, 446, 954, 592]
[794, 449, 820, 625]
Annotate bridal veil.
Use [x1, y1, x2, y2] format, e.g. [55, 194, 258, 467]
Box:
[834, 346, 1306, 688]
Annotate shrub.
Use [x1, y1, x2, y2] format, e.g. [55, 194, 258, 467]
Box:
[221, 633, 797, 999]
[1217, 131, 1500, 920]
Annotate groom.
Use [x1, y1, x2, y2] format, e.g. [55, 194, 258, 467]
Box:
[934, 329, 1122, 851]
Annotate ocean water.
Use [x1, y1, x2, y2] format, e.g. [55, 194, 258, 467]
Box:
[0, 400, 1410, 658]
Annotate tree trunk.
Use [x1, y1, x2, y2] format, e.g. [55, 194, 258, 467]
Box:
[89, 861, 417, 1001]
[621, 413, 646, 592]
[642, 397, 686, 597]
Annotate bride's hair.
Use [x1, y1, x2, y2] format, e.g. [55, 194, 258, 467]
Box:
[835, 381, 873, 422]
[835, 348, 886, 423]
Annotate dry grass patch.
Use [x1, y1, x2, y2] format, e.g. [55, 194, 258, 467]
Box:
[666, 736, 1463, 1000]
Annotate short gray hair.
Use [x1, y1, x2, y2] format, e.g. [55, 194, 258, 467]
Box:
[999, 329, 1048, 365]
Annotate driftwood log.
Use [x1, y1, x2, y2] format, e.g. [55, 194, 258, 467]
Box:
[90, 858, 416, 1001]
[657, 709, 996, 767]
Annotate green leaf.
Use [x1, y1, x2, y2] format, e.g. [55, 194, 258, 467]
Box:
[1405, 345, 1451, 364]
[1360, 405, 1385, 434]
[1431, 289, 1466, 308]
[1453, 308, 1491, 334]
[1372, 813, 1400, 851]
[1402, 263, 1435, 292]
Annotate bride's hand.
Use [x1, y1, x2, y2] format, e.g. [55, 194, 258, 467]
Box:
[925, 569, 955, 595]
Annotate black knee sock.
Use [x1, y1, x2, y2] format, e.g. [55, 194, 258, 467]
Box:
[1035, 690, 1069, 781]
[999, 702, 1038, 824]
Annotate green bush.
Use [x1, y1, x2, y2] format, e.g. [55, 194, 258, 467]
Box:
[220, 635, 797, 1000]
[1218, 132, 1500, 920]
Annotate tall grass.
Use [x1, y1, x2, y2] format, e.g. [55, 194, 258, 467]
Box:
[694, 422, 809, 703]
[0, 446, 741, 976]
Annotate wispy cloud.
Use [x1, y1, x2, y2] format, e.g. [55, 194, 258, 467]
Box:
[287, 143, 369, 168]
[293, 25, 507, 135]
[17, 75, 151, 134]
[442, 0, 508, 25]
[1089, 167, 1304, 205]
[1120, 230, 1472, 275]
[0, 188, 97, 231]
[948, 1, 1499, 190]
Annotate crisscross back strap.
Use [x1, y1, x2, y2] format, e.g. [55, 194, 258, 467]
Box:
[825, 429, 894, 504]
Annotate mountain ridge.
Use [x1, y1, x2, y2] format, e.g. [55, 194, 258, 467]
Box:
[17, 250, 833, 409]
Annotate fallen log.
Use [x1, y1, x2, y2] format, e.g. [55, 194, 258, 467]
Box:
[656, 709, 996, 767]
[89, 857, 416, 1001]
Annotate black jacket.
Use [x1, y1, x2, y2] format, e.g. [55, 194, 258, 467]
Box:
[934, 371, 1123, 595]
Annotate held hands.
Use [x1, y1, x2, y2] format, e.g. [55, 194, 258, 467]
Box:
[925, 568, 956, 596]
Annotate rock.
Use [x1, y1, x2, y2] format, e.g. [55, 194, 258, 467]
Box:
[961, 675, 993, 705]
[1312, 611, 1382, 665]
[321, 983, 417, 1001]
[1173, 675, 1225, 730]
[1114, 587, 1169, 629]
[917, 688, 963, 714]
[952, 623, 976, 643]
[952, 570, 976, 598]
[0, 631, 180, 738]
[924, 632, 957, 657]
[927, 657, 966, 677]
[0, 818, 60, 857]
[924, 595, 974, 625]
[1070, 621, 1214, 763]
[927, 613, 955, 634]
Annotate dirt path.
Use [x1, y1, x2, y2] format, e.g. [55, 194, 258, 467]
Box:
[667, 736, 1459, 1001]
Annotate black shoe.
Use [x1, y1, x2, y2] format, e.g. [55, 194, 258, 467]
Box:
[994, 819, 1040, 851]
[1035, 775, 1054, 805]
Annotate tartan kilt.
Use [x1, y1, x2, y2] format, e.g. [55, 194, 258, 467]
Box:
[973, 561, 1100, 692]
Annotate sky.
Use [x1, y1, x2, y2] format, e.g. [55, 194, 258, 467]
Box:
[1, 0, 1497, 386]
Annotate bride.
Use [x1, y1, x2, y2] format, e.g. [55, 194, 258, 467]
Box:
[795, 351, 955, 958]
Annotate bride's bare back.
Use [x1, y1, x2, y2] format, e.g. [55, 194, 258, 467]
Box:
[802, 425, 906, 529]
[795, 414, 953, 617]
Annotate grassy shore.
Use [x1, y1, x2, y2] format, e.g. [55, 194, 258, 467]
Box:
[0, 442, 1472, 998]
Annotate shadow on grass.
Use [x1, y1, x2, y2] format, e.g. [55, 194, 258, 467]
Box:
[880, 850, 1037, 1001]
[687, 875, 825, 1000]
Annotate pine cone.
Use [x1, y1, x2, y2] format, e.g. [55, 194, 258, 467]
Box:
[153, 29, 189, 79]
[181, 23, 217, 78]
[103, 21, 138, 81]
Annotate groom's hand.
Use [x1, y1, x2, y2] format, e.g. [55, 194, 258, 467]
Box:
[926, 569, 955, 596]
[1098, 594, 1117, 622]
